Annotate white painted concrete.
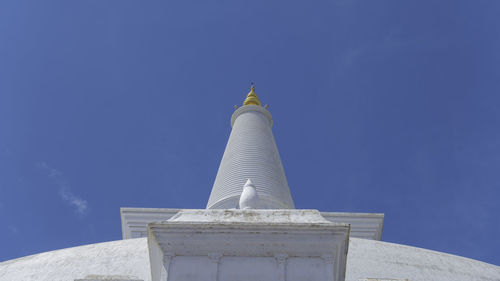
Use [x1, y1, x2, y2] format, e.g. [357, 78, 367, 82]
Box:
[120, 207, 180, 239]
[207, 105, 295, 209]
[357, 279, 408, 281]
[239, 179, 260, 209]
[120, 207, 384, 240]
[320, 212, 384, 240]
[2, 232, 499, 281]
[166, 208, 336, 224]
[148, 209, 350, 281]
[346, 238, 500, 281]
[0, 238, 151, 281]
[75, 276, 143, 281]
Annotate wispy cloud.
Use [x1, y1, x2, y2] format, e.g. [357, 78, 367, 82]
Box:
[38, 162, 89, 216]
[8, 225, 18, 234]
[334, 31, 449, 76]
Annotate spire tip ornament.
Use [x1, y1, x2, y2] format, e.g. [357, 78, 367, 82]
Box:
[243, 83, 262, 106]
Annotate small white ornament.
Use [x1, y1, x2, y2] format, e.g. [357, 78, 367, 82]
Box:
[239, 179, 260, 209]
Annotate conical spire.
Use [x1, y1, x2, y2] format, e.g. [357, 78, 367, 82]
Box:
[206, 86, 295, 209]
[243, 83, 262, 106]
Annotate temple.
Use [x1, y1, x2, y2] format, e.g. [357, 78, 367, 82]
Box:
[0, 86, 499, 281]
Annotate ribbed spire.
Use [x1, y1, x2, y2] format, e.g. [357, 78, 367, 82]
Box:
[243, 83, 262, 106]
[206, 86, 295, 209]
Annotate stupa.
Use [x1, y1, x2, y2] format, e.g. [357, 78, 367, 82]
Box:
[0, 86, 499, 281]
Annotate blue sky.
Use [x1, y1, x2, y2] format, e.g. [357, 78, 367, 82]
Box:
[1, 0, 499, 265]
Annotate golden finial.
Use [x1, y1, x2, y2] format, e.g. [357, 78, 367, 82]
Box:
[243, 83, 262, 106]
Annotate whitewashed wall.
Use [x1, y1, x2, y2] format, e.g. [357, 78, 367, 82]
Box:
[164, 256, 329, 281]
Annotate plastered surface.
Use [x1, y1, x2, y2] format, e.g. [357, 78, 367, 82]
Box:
[0, 238, 150, 281]
[346, 238, 500, 281]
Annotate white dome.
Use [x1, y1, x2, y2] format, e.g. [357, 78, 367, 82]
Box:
[2, 236, 499, 281]
[0, 238, 150, 281]
[346, 238, 500, 281]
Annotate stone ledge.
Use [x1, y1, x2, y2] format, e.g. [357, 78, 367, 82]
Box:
[121, 207, 384, 240]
